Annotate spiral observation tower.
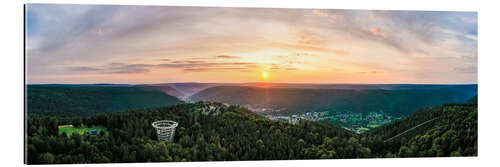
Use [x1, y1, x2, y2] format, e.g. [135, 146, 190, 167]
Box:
[152, 120, 178, 142]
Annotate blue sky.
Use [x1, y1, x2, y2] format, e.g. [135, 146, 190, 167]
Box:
[25, 4, 477, 84]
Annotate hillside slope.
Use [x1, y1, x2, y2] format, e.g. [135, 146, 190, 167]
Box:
[27, 86, 183, 117]
[136, 85, 185, 98]
[365, 102, 477, 157]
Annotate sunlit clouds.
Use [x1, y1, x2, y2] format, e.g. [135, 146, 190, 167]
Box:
[26, 4, 477, 84]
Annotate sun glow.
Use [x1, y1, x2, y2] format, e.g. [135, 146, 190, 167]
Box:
[261, 71, 269, 79]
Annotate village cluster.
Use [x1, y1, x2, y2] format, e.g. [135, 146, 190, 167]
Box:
[261, 108, 401, 133]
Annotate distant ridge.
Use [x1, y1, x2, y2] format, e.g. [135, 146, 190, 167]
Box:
[27, 85, 183, 117]
[136, 85, 184, 98]
[190, 85, 477, 115]
[28, 84, 134, 87]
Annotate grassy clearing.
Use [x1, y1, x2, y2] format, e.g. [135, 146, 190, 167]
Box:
[58, 124, 108, 136]
[358, 127, 370, 131]
[367, 124, 381, 128]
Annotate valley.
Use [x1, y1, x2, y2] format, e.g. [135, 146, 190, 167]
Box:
[187, 83, 476, 132]
[26, 83, 477, 133]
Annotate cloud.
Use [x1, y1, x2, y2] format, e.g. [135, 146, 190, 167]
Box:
[157, 62, 256, 69]
[268, 42, 349, 56]
[216, 55, 241, 59]
[70, 63, 151, 74]
[171, 60, 207, 64]
[109, 62, 125, 66]
[184, 67, 248, 72]
[68, 66, 103, 72]
[68, 61, 258, 74]
[370, 27, 380, 36]
[358, 71, 377, 74]
[107, 68, 150, 74]
[311, 9, 329, 17]
[454, 66, 477, 74]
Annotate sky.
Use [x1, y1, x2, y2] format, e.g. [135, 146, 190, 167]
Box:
[25, 4, 477, 84]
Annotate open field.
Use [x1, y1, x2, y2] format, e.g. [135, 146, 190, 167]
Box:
[58, 125, 108, 136]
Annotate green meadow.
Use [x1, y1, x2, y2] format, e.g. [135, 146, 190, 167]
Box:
[58, 125, 108, 136]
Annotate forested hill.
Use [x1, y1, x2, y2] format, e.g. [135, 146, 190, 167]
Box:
[27, 86, 183, 117]
[27, 101, 477, 164]
[190, 86, 477, 115]
[364, 101, 477, 157]
[27, 102, 363, 164]
[136, 85, 185, 98]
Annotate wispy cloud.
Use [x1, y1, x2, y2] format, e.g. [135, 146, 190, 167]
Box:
[157, 58, 172, 62]
[184, 67, 248, 72]
[216, 55, 241, 59]
[69, 61, 258, 74]
[358, 71, 377, 74]
[171, 60, 207, 64]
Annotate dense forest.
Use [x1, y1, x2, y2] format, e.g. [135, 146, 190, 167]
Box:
[365, 102, 477, 157]
[27, 86, 183, 117]
[26, 99, 477, 164]
[190, 86, 477, 115]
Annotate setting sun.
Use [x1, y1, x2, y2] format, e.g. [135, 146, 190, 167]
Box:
[262, 71, 269, 79]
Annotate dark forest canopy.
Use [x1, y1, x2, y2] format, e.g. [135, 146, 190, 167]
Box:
[26, 100, 477, 164]
[27, 86, 183, 117]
